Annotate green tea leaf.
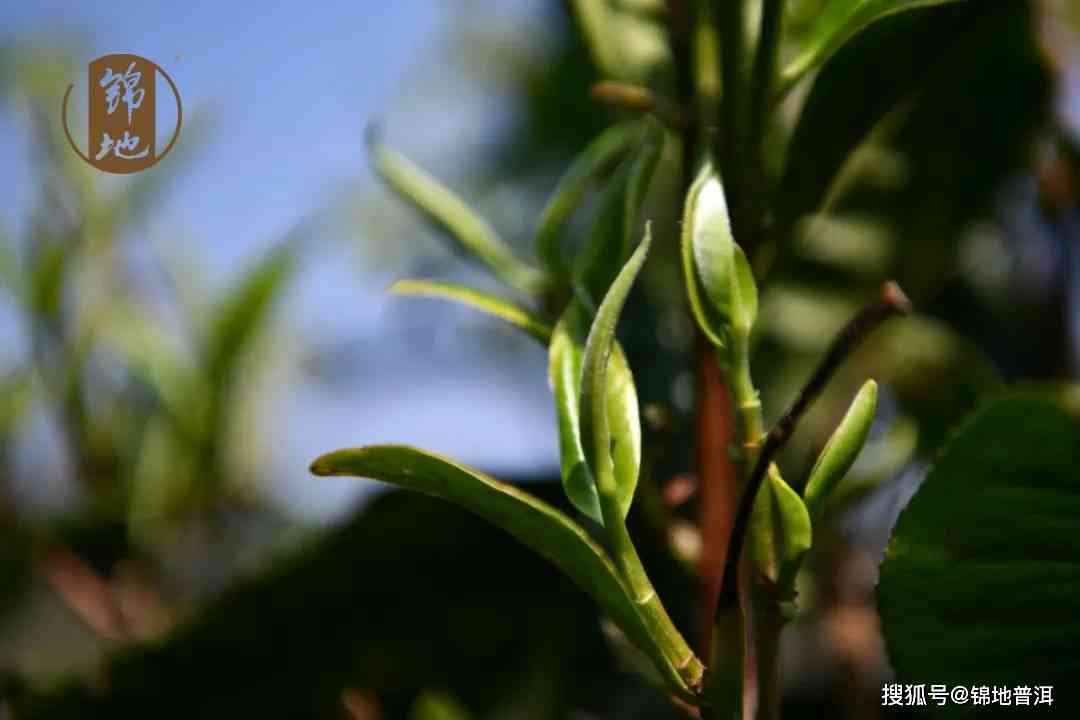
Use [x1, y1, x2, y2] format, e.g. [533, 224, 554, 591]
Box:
[730, 245, 758, 335]
[574, 119, 662, 307]
[776, 5, 976, 230]
[579, 231, 648, 523]
[750, 465, 812, 594]
[803, 379, 877, 524]
[549, 300, 640, 524]
[310, 444, 690, 696]
[390, 279, 551, 343]
[878, 396, 1080, 693]
[681, 165, 758, 347]
[781, 0, 967, 94]
[535, 123, 636, 279]
[368, 132, 545, 296]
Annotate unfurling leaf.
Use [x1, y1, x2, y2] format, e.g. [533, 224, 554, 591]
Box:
[681, 164, 758, 348]
[535, 123, 637, 279]
[549, 300, 640, 524]
[803, 379, 878, 523]
[367, 131, 545, 296]
[750, 465, 812, 594]
[574, 118, 663, 307]
[310, 444, 694, 697]
[579, 230, 649, 523]
[390, 279, 552, 343]
[780, 0, 966, 95]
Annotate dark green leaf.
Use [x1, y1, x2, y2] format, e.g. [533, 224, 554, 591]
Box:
[878, 396, 1080, 693]
[781, 0, 966, 94]
[776, 3, 979, 231]
[389, 279, 552, 343]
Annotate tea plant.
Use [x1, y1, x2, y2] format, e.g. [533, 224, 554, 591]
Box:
[311, 1, 1075, 718]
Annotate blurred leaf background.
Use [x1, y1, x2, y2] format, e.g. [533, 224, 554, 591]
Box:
[1, 1, 1079, 718]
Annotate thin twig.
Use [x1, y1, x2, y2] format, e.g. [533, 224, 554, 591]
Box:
[716, 282, 911, 610]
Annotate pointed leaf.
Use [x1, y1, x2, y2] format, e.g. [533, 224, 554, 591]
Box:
[579, 231, 649, 522]
[390, 279, 551, 343]
[310, 444, 691, 696]
[803, 380, 878, 524]
[368, 132, 545, 296]
[730, 245, 758, 335]
[750, 465, 812, 594]
[781, 0, 966, 94]
[549, 300, 640, 524]
[574, 119, 662, 306]
[535, 123, 636, 278]
[681, 165, 759, 346]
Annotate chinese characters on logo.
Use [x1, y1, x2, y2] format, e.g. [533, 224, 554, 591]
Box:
[881, 683, 1054, 708]
[94, 61, 149, 162]
[62, 53, 182, 174]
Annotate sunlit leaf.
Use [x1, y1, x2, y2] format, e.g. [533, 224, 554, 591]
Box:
[579, 231, 648, 523]
[780, 0, 967, 95]
[548, 300, 639, 524]
[535, 123, 636, 279]
[390, 279, 551, 343]
[681, 164, 758, 347]
[803, 379, 877, 524]
[368, 131, 545, 296]
[310, 444, 691, 696]
[878, 396, 1080, 692]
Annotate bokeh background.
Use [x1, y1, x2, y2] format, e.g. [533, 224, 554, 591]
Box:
[1, 1, 1078, 718]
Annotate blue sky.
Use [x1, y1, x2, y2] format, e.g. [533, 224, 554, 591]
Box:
[0, 2, 562, 521]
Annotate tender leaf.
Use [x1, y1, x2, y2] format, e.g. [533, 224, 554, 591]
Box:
[310, 444, 689, 695]
[410, 691, 473, 720]
[680, 166, 728, 348]
[803, 379, 877, 523]
[681, 165, 758, 346]
[204, 242, 295, 385]
[878, 396, 1080, 692]
[781, 0, 966, 94]
[368, 132, 545, 296]
[750, 465, 812, 594]
[579, 231, 649, 522]
[390, 279, 551, 343]
[548, 300, 640, 524]
[535, 123, 636, 278]
[730, 245, 758, 335]
[574, 119, 663, 307]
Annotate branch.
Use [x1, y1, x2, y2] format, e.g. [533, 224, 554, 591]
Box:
[717, 282, 911, 610]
